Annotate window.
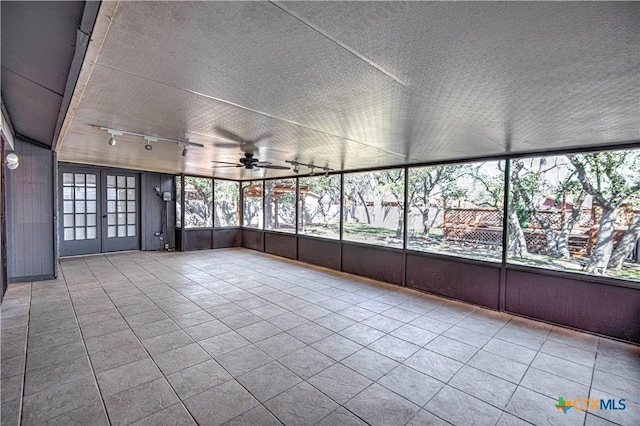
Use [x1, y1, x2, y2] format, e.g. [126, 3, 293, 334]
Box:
[243, 181, 263, 228]
[214, 180, 240, 227]
[266, 179, 296, 233]
[343, 169, 404, 248]
[507, 149, 640, 281]
[407, 161, 504, 262]
[298, 175, 340, 239]
[184, 177, 212, 228]
[62, 172, 98, 241]
[175, 176, 182, 228]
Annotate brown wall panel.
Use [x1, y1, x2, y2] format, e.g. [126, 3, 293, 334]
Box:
[406, 253, 500, 309]
[298, 237, 340, 270]
[213, 228, 241, 249]
[242, 228, 264, 252]
[183, 229, 212, 251]
[265, 232, 296, 260]
[506, 269, 640, 343]
[342, 243, 403, 285]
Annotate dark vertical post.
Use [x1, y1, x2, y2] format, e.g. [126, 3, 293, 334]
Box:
[294, 177, 299, 260]
[210, 177, 215, 249]
[402, 167, 409, 286]
[52, 151, 59, 278]
[339, 172, 344, 272]
[180, 174, 186, 252]
[499, 159, 510, 311]
[261, 180, 266, 252]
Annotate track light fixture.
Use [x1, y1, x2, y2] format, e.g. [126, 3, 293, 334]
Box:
[285, 160, 333, 176]
[94, 126, 204, 157]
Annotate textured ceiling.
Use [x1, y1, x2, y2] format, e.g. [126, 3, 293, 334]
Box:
[56, 1, 640, 179]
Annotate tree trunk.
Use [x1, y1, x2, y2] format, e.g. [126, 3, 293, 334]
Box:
[507, 206, 528, 257]
[607, 215, 640, 270]
[586, 206, 617, 274]
[421, 209, 430, 237]
[556, 190, 587, 259]
[357, 192, 371, 224]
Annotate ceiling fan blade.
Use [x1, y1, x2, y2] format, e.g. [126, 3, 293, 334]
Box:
[255, 161, 272, 166]
[211, 160, 241, 165]
[213, 142, 241, 149]
[260, 165, 290, 170]
[213, 127, 248, 143]
[211, 165, 242, 169]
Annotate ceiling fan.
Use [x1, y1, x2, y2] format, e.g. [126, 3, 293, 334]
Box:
[212, 152, 290, 170]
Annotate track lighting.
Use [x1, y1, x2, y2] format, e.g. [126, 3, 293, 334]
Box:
[293, 166, 299, 173]
[93, 126, 204, 155]
[309, 166, 315, 176]
[285, 160, 333, 176]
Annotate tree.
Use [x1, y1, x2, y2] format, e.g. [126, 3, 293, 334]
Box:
[608, 215, 640, 269]
[374, 170, 405, 238]
[184, 177, 212, 227]
[214, 181, 239, 226]
[568, 151, 640, 274]
[300, 176, 340, 228]
[344, 173, 372, 224]
[506, 160, 529, 257]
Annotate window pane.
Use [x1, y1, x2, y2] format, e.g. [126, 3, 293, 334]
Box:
[118, 225, 126, 237]
[108, 214, 116, 225]
[127, 213, 136, 224]
[63, 201, 74, 214]
[266, 179, 296, 233]
[117, 176, 126, 188]
[214, 180, 239, 227]
[507, 149, 640, 282]
[243, 181, 263, 229]
[127, 176, 135, 188]
[108, 226, 116, 238]
[107, 201, 116, 213]
[75, 187, 85, 200]
[184, 177, 213, 228]
[117, 189, 126, 200]
[343, 170, 404, 248]
[86, 188, 96, 200]
[298, 175, 340, 239]
[107, 188, 117, 200]
[64, 228, 74, 241]
[74, 174, 85, 186]
[87, 214, 96, 226]
[63, 173, 74, 186]
[75, 227, 86, 240]
[127, 225, 136, 237]
[87, 227, 97, 239]
[63, 187, 73, 200]
[86, 174, 97, 187]
[127, 189, 136, 200]
[176, 176, 182, 229]
[107, 175, 116, 188]
[75, 201, 85, 213]
[127, 201, 136, 212]
[64, 214, 74, 227]
[75, 214, 86, 227]
[407, 160, 504, 262]
[117, 201, 126, 212]
[87, 201, 96, 213]
[117, 213, 126, 224]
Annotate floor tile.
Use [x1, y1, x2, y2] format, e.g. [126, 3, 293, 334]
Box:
[390, 324, 438, 346]
[405, 348, 463, 382]
[215, 345, 273, 376]
[236, 320, 282, 343]
[184, 380, 259, 426]
[531, 352, 593, 386]
[25, 340, 86, 372]
[89, 340, 150, 373]
[24, 355, 92, 396]
[223, 405, 283, 426]
[482, 338, 538, 365]
[166, 359, 232, 400]
[184, 319, 232, 341]
[467, 350, 528, 384]
[199, 331, 251, 358]
[104, 378, 180, 426]
[368, 335, 420, 362]
[316, 407, 368, 426]
[519, 366, 589, 400]
[288, 322, 334, 344]
[449, 365, 517, 408]
[153, 343, 210, 375]
[312, 334, 363, 361]
[255, 332, 307, 359]
[314, 312, 357, 332]
[442, 325, 492, 348]
[342, 348, 399, 381]
[362, 314, 404, 333]
[267, 312, 310, 331]
[345, 383, 420, 426]
[506, 386, 585, 426]
[238, 361, 302, 402]
[130, 403, 196, 425]
[308, 364, 372, 404]
[173, 310, 216, 328]
[265, 381, 338, 425]
[97, 358, 162, 396]
[132, 319, 181, 340]
[406, 409, 450, 425]
[425, 335, 478, 363]
[378, 364, 444, 407]
[426, 385, 503, 426]
[141, 329, 193, 356]
[279, 346, 335, 379]
[340, 323, 386, 346]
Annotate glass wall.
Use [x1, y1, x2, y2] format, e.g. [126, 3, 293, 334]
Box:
[265, 179, 296, 233]
[214, 180, 240, 227]
[343, 169, 405, 248]
[407, 160, 505, 262]
[243, 181, 263, 228]
[507, 149, 640, 281]
[175, 176, 182, 228]
[184, 177, 213, 228]
[298, 175, 340, 239]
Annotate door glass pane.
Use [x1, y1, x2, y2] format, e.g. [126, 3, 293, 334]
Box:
[64, 228, 74, 240]
[75, 201, 85, 213]
[86, 174, 97, 187]
[63, 188, 73, 199]
[75, 214, 86, 227]
[117, 189, 126, 200]
[63, 173, 74, 186]
[107, 188, 116, 200]
[117, 213, 126, 224]
[86, 188, 97, 200]
[87, 214, 96, 226]
[127, 213, 136, 224]
[117, 176, 126, 188]
[108, 226, 116, 237]
[117, 201, 126, 212]
[75, 188, 85, 199]
[127, 189, 135, 200]
[127, 176, 135, 188]
[87, 201, 96, 213]
[127, 201, 136, 212]
[118, 225, 126, 237]
[75, 228, 86, 240]
[107, 201, 116, 213]
[64, 215, 74, 227]
[107, 175, 116, 187]
[63, 201, 73, 213]
[108, 214, 116, 225]
[127, 225, 136, 237]
[87, 227, 97, 239]
[74, 174, 85, 186]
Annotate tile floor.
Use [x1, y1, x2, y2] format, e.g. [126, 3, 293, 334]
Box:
[1, 248, 639, 426]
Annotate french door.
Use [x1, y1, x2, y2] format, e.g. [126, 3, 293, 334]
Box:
[59, 167, 139, 256]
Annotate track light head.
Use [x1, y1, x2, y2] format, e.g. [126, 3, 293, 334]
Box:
[293, 167, 299, 173]
[182, 147, 188, 157]
[309, 166, 315, 176]
[145, 142, 153, 151]
[108, 135, 116, 146]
